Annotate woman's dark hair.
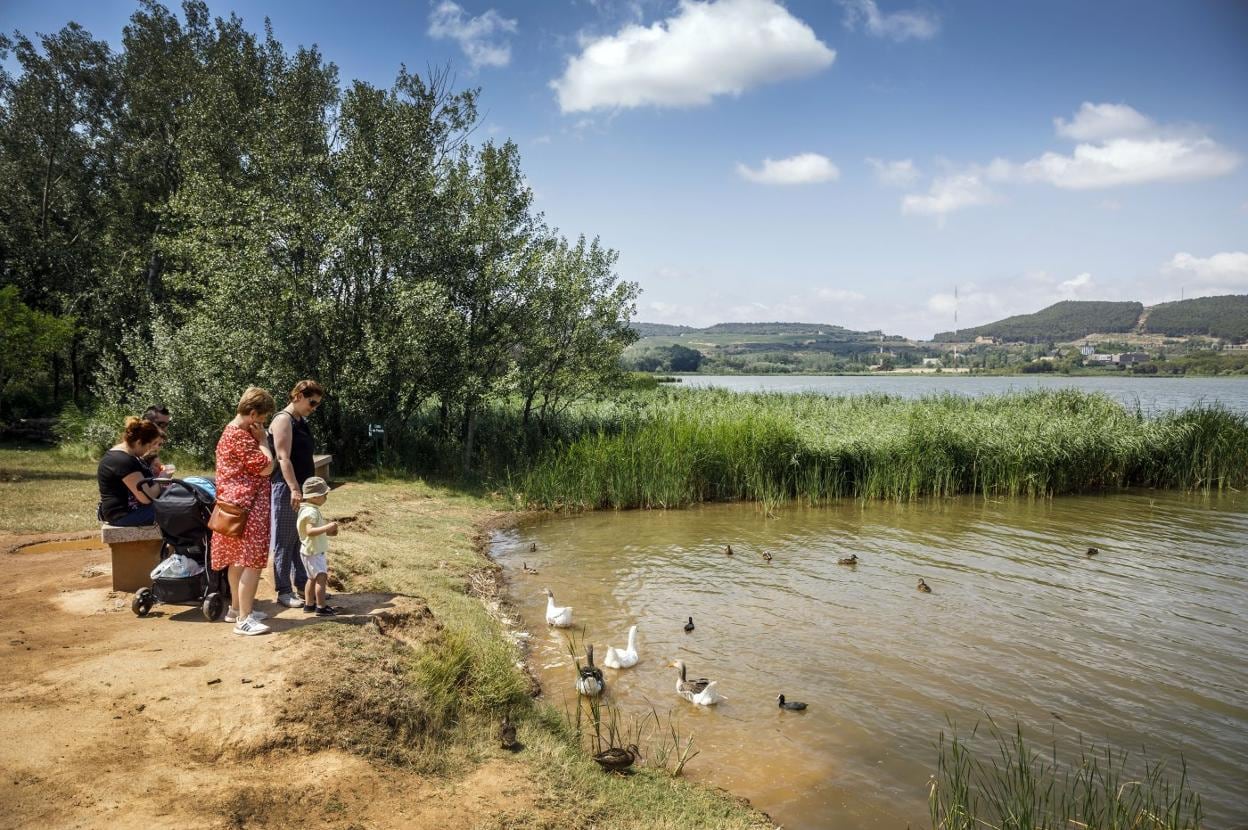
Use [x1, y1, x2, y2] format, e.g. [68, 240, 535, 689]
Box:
[121, 416, 163, 447]
[289, 379, 324, 402]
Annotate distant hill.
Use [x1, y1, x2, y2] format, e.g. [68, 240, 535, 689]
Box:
[1145, 295, 1248, 341]
[701, 322, 862, 335]
[932, 301, 1143, 343]
[630, 322, 696, 337]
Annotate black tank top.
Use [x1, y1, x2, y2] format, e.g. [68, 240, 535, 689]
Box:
[270, 411, 315, 485]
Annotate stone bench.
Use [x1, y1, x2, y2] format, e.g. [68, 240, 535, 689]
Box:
[313, 453, 333, 482]
[101, 524, 163, 593]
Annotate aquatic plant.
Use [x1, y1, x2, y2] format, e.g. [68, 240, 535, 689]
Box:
[929, 720, 1203, 830]
[515, 389, 1248, 510]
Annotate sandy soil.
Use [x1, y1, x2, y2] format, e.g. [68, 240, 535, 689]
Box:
[0, 532, 541, 830]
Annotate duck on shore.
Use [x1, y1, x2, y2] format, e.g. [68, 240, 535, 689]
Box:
[498, 716, 518, 749]
[917, 579, 932, 593]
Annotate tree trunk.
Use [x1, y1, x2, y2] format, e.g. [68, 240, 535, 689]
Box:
[461, 405, 477, 471]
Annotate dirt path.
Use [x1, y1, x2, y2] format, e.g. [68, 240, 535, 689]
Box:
[0, 533, 540, 830]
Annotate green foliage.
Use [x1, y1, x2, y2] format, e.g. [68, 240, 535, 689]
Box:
[1, 4, 637, 469]
[1146, 295, 1248, 340]
[515, 389, 1248, 509]
[0, 286, 75, 418]
[933, 301, 1143, 343]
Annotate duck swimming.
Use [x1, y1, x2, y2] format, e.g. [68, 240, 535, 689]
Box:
[725, 545, 734, 555]
[777, 694, 807, 711]
[522, 561, 539, 575]
[603, 624, 639, 669]
[544, 588, 573, 627]
[576, 644, 604, 697]
[1086, 547, 1099, 557]
[529, 541, 537, 552]
[917, 578, 932, 593]
[669, 660, 723, 706]
[762, 551, 773, 562]
[837, 554, 858, 566]
[683, 616, 695, 632]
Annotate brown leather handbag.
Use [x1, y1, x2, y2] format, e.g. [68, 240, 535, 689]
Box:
[208, 499, 249, 538]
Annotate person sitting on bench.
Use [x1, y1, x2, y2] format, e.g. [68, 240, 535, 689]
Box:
[97, 416, 164, 527]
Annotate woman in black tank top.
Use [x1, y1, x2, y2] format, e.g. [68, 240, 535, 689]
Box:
[270, 380, 324, 604]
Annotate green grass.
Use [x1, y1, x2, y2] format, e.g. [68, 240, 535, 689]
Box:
[515, 388, 1248, 510]
[930, 720, 1202, 830]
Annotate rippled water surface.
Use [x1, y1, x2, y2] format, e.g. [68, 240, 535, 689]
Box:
[494, 493, 1248, 829]
[675, 374, 1248, 413]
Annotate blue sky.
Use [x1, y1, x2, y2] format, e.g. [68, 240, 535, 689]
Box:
[5, 0, 1247, 338]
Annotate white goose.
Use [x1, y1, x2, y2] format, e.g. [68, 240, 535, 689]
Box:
[543, 588, 573, 627]
[576, 644, 605, 697]
[603, 625, 639, 669]
[669, 660, 724, 706]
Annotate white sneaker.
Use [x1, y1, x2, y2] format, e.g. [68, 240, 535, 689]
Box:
[224, 608, 268, 623]
[232, 615, 271, 636]
[278, 594, 304, 608]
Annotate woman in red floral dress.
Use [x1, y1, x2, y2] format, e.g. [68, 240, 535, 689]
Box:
[213, 386, 276, 635]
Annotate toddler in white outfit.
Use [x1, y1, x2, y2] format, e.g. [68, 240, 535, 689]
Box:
[296, 476, 338, 616]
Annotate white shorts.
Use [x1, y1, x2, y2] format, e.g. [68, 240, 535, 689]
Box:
[300, 552, 328, 577]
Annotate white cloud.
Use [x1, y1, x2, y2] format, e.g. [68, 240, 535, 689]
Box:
[817, 287, 866, 302]
[737, 153, 840, 185]
[550, 0, 835, 113]
[1164, 251, 1248, 286]
[1020, 135, 1240, 190]
[866, 157, 919, 187]
[840, 0, 940, 41]
[901, 172, 995, 220]
[428, 1, 518, 69]
[904, 103, 1241, 216]
[1054, 102, 1154, 142]
[1057, 272, 1096, 297]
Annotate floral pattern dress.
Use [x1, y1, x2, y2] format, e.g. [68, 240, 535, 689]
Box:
[211, 424, 272, 570]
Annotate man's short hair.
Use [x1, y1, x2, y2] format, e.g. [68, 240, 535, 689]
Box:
[143, 404, 171, 421]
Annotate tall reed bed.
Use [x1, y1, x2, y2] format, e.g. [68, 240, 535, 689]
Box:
[516, 389, 1248, 509]
[929, 721, 1203, 830]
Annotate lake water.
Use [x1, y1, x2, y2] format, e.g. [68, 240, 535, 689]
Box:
[673, 374, 1248, 414]
[494, 492, 1248, 829]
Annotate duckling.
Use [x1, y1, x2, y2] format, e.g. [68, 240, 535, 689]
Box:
[761, 550, 773, 562]
[917, 578, 932, 593]
[669, 660, 723, 706]
[777, 694, 807, 711]
[1086, 547, 1099, 557]
[725, 544, 734, 555]
[544, 588, 573, 627]
[522, 561, 539, 575]
[576, 644, 605, 697]
[498, 715, 518, 749]
[683, 616, 695, 633]
[837, 554, 859, 566]
[529, 541, 537, 552]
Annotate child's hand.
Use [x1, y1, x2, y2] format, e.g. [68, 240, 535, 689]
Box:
[326, 521, 339, 536]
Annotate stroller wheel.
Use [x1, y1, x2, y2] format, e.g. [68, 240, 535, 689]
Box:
[132, 588, 154, 617]
[203, 592, 225, 621]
